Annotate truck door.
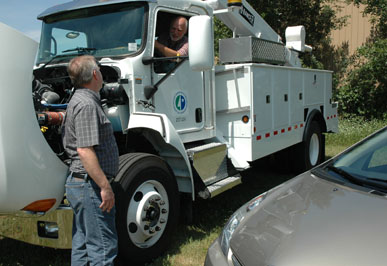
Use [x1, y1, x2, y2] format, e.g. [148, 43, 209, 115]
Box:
[152, 12, 205, 137]
[0, 23, 68, 214]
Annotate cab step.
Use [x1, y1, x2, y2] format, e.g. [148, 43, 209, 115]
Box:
[198, 174, 242, 199]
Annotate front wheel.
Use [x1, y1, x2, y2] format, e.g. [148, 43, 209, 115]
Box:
[293, 121, 324, 173]
[114, 153, 179, 264]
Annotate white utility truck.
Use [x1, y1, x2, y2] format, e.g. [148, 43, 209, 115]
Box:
[0, 0, 338, 263]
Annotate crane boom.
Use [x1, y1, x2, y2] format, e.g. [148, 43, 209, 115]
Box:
[206, 0, 282, 43]
[203, 0, 310, 67]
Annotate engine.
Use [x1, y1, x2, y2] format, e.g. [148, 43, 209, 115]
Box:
[32, 64, 128, 160]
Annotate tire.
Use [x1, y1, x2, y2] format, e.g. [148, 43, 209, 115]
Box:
[293, 121, 324, 173]
[114, 153, 179, 264]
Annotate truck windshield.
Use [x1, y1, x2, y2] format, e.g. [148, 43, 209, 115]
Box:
[37, 2, 146, 65]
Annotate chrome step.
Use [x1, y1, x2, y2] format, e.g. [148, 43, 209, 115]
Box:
[187, 143, 228, 186]
[198, 174, 242, 199]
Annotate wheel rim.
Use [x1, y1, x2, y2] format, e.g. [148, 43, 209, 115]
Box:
[126, 180, 169, 248]
[309, 133, 320, 166]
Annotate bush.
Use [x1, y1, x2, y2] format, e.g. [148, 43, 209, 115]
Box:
[336, 38, 387, 119]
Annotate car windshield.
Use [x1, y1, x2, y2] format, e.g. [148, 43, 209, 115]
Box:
[325, 127, 387, 188]
[36, 2, 146, 65]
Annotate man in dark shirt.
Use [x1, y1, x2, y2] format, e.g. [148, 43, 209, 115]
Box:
[63, 55, 119, 266]
[155, 16, 188, 57]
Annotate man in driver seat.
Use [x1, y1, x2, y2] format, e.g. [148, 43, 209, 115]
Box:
[154, 16, 188, 57]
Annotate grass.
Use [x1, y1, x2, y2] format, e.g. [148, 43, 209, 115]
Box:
[0, 118, 385, 266]
[325, 117, 387, 157]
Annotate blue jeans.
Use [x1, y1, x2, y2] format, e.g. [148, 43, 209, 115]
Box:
[65, 175, 118, 266]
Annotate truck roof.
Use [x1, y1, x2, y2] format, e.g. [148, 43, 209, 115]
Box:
[38, 0, 156, 19]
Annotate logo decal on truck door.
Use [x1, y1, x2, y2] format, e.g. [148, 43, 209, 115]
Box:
[173, 92, 187, 114]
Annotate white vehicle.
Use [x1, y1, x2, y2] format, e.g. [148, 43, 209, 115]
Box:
[0, 0, 338, 263]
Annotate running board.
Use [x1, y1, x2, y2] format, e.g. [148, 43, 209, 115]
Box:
[198, 175, 242, 199]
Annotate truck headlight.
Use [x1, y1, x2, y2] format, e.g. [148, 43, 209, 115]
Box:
[220, 192, 267, 257]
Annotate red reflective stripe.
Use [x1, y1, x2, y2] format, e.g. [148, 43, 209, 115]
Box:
[256, 123, 308, 141]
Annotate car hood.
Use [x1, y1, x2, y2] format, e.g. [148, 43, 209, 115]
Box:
[231, 172, 387, 266]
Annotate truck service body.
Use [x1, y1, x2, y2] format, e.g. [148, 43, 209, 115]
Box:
[0, 0, 338, 263]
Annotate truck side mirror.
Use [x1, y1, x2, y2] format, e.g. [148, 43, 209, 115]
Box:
[188, 15, 214, 71]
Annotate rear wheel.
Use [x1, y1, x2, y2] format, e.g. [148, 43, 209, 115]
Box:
[114, 153, 179, 264]
[293, 121, 324, 173]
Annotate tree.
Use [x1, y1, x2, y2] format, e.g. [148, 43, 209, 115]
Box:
[351, 0, 387, 39]
[336, 0, 387, 118]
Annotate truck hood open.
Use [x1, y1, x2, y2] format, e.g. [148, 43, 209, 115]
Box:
[0, 22, 68, 214]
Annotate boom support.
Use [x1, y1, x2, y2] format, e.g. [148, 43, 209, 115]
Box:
[208, 0, 282, 43]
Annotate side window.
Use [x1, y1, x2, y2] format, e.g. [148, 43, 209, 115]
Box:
[153, 12, 189, 73]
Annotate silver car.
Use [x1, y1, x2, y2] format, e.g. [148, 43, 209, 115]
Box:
[205, 126, 387, 266]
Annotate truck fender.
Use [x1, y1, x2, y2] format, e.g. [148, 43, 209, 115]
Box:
[128, 113, 194, 198]
[0, 23, 68, 214]
[303, 109, 327, 142]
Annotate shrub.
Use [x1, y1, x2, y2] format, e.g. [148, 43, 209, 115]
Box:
[337, 38, 387, 119]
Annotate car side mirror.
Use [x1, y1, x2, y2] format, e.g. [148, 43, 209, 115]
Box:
[188, 15, 214, 71]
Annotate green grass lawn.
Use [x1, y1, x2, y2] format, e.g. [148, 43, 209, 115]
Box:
[325, 117, 387, 157]
[1, 118, 385, 266]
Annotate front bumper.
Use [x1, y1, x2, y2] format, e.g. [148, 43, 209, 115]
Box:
[0, 205, 73, 249]
[205, 237, 228, 266]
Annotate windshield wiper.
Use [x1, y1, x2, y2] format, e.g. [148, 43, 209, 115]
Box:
[366, 177, 387, 183]
[327, 165, 387, 191]
[38, 53, 76, 69]
[62, 47, 97, 54]
[326, 165, 365, 186]
[38, 47, 97, 69]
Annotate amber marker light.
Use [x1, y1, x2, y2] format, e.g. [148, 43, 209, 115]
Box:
[242, 115, 249, 123]
[228, 0, 242, 7]
[22, 199, 56, 212]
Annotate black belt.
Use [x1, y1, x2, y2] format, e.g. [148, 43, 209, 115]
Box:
[71, 172, 89, 181]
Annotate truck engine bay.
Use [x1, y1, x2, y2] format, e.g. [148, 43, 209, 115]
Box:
[32, 64, 128, 159]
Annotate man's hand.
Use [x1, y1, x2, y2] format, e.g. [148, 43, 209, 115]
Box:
[154, 40, 180, 57]
[77, 146, 116, 213]
[100, 185, 115, 213]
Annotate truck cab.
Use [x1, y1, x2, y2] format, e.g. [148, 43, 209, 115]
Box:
[36, 0, 215, 140]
